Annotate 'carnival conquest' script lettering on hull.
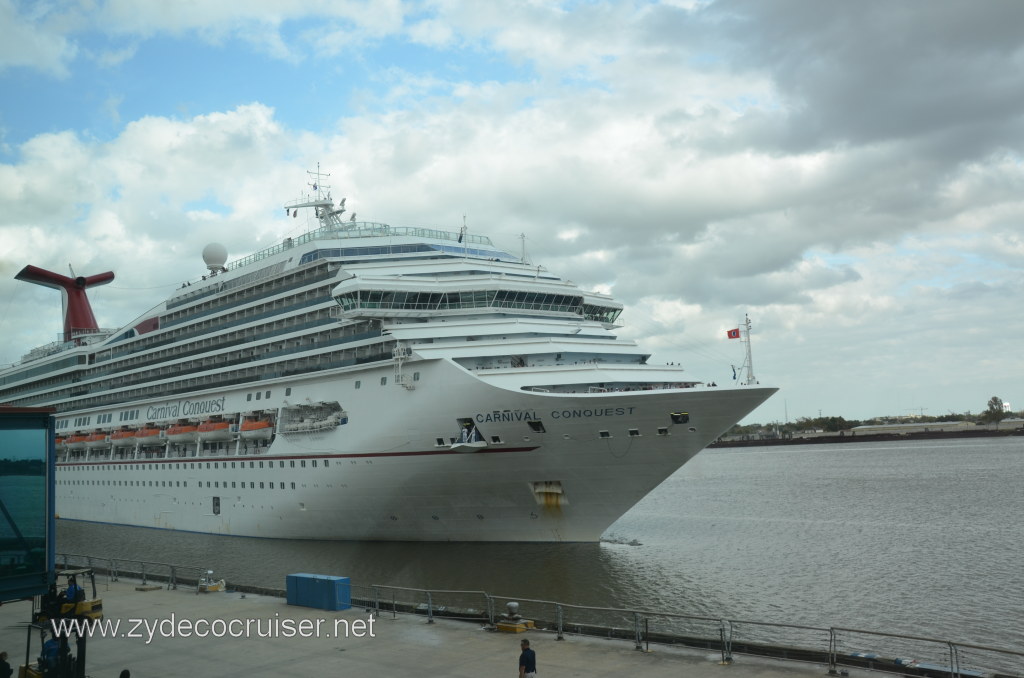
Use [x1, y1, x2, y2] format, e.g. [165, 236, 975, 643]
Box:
[0, 169, 775, 542]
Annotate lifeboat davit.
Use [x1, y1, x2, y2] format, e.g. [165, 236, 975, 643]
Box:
[198, 419, 233, 441]
[166, 423, 199, 444]
[240, 419, 274, 441]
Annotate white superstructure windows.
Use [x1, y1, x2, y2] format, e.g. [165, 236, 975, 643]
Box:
[335, 288, 622, 323]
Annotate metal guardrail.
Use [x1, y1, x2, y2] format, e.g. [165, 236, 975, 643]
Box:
[360, 584, 1022, 678]
[54, 555, 1022, 677]
[57, 553, 210, 594]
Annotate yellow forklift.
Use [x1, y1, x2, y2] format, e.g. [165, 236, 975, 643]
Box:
[19, 568, 103, 678]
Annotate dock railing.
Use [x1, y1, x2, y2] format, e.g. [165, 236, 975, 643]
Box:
[55, 554, 1023, 678]
[359, 585, 1022, 678]
[56, 553, 211, 594]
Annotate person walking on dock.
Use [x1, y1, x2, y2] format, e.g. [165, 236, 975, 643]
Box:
[518, 639, 537, 678]
[1, 651, 13, 678]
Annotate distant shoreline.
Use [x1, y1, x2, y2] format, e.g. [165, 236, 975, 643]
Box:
[710, 427, 1024, 448]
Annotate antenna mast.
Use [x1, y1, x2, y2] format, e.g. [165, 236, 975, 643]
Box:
[740, 313, 757, 385]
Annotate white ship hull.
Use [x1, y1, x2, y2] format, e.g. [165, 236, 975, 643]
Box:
[56, 360, 773, 541]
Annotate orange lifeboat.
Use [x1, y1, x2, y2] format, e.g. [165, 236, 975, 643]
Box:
[110, 429, 137, 447]
[65, 433, 88, 450]
[240, 418, 274, 441]
[198, 419, 233, 441]
[134, 426, 163, 445]
[84, 432, 109, 448]
[166, 423, 199, 444]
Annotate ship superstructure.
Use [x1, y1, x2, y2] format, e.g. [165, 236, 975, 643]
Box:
[0, 169, 776, 541]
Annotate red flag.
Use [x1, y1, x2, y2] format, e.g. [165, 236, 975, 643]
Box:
[726, 328, 740, 339]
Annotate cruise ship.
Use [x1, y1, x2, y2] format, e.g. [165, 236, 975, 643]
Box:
[0, 170, 776, 542]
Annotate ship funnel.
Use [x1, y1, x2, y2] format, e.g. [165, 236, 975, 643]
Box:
[15, 265, 115, 342]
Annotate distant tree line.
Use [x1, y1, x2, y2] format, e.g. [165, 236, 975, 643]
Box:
[0, 458, 46, 476]
[729, 396, 1017, 437]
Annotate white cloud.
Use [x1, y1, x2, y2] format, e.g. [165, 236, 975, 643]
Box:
[0, 0, 79, 76]
[3, 2, 1024, 421]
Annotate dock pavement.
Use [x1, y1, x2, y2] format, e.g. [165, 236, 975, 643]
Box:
[1, 578, 836, 677]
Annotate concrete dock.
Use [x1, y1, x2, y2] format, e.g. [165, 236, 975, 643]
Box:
[0, 579, 833, 677]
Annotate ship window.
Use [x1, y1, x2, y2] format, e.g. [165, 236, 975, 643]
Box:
[259, 461, 264, 468]
[232, 482, 236, 488]
[490, 436, 502, 444]
[599, 430, 611, 438]
[628, 429, 640, 437]
[265, 391, 271, 399]
[286, 387, 292, 396]
[255, 392, 261, 400]
[301, 460, 306, 468]
[231, 462, 235, 468]
[247, 394, 252, 401]
[279, 482, 285, 489]
[413, 372, 420, 381]
[380, 377, 387, 386]
[527, 420, 546, 433]
[657, 427, 669, 436]
[355, 381, 361, 389]
[290, 460, 295, 467]
[291, 482, 296, 489]
[250, 482, 255, 488]
[213, 497, 220, 515]
[435, 437, 445, 446]
[312, 460, 317, 468]
[260, 482, 265, 489]
[323, 460, 329, 467]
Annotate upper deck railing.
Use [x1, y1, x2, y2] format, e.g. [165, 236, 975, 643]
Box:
[225, 223, 495, 272]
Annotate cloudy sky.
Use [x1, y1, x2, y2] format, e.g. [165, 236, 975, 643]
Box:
[1, 0, 1023, 424]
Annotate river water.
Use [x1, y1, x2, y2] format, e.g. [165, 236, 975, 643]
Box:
[58, 437, 1024, 653]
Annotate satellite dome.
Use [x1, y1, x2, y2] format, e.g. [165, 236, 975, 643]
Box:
[202, 243, 228, 272]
